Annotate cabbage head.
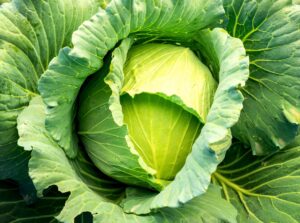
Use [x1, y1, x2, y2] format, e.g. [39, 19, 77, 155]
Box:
[0, 0, 300, 222]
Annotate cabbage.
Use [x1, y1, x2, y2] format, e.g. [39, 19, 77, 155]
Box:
[1, 0, 300, 222]
[78, 43, 217, 188]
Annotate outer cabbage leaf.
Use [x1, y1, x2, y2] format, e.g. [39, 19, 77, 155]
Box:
[17, 96, 238, 223]
[0, 0, 101, 184]
[213, 142, 300, 223]
[224, 0, 300, 155]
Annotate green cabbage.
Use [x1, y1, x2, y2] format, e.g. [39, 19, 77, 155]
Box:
[0, 0, 299, 222]
[79, 43, 218, 187]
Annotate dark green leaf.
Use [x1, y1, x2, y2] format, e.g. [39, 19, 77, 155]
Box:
[0, 180, 68, 223]
[0, 0, 101, 184]
[224, 0, 300, 154]
[213, 142, 300, 222]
